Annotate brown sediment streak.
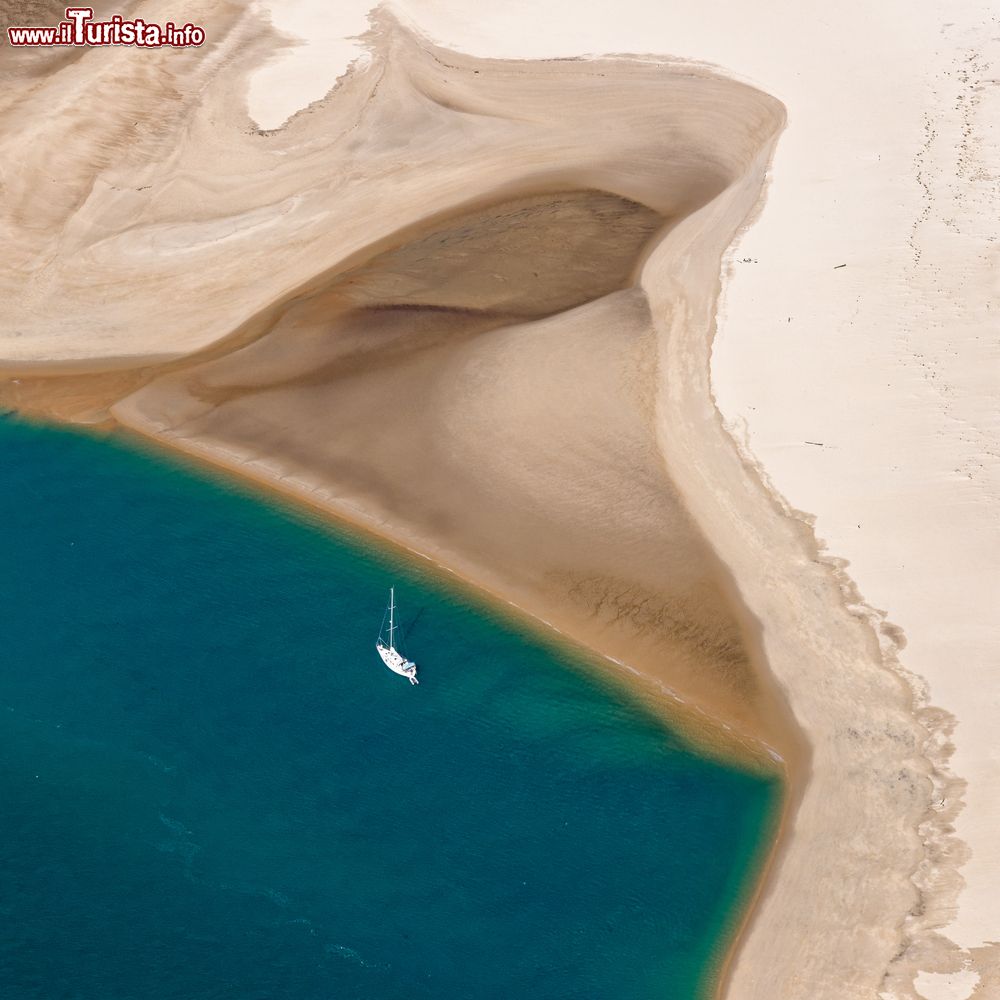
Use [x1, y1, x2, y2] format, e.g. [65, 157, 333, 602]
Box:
[642, 94, 977, 995]
[0, 4, 969, 999]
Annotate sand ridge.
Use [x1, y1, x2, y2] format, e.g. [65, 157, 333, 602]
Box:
[101, 33, 794, 757]
[1, 4, 985, 999]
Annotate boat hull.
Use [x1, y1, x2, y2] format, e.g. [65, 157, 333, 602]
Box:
[376, 642, 418, 684]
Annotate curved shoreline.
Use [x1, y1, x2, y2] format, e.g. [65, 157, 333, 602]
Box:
[0, 6, 966, 998]
[100, 412, 791, 999]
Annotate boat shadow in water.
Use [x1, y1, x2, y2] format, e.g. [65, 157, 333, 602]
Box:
[401, 607, 425, 645]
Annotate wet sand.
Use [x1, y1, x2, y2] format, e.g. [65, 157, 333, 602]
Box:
[0, 13, 794, 752]
[0, 4, 978, 998]
[112, 185, 794, 757]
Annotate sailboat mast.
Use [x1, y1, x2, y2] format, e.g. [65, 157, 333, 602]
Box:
[389, 586, 395, 648]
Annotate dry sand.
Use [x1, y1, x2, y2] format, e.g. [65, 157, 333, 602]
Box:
[1, 3, 996, 999]
[1, 10, 793, 747]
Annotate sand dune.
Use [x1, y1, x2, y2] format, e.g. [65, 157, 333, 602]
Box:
[1, 4, 987, 998]
[0, 9, 791, 742]
[114, 179, 796, 750]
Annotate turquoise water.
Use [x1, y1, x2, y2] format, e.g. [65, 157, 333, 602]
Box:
[0, 416, 780, 1000]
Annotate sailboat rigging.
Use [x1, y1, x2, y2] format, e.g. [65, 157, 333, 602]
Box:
[376, 586, 419, 685]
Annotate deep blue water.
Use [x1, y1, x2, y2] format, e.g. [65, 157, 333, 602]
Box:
[0, 416, 780, 1000]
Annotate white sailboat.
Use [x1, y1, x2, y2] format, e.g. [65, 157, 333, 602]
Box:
[376, 586, 418, 685]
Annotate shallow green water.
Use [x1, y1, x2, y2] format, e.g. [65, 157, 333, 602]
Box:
[0, 416, 780, 999]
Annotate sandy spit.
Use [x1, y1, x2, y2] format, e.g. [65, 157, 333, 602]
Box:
[0, 4, 978, 998]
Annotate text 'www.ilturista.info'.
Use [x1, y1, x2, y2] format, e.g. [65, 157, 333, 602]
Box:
[7, 7, 205, 48]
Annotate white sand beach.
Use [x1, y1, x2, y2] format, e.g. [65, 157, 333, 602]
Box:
[1, 2, 997, 998]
